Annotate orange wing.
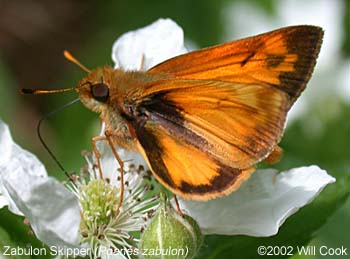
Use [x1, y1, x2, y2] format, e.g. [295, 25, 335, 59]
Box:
[149, 25, 323, 105]
[123, 26, 323, 200]
[131, 79, 289, 169]
[130, 79, 287, 199]
[134, 111, 256, 200]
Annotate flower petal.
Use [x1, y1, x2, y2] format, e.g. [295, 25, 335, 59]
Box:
[0, 120, 13, 211]
[0, 119, 47, 215]
[2, 164, 81, 247]
[178, 166, 335, 237]
[0, 195, 8, 209]
[0, 119, 80, 247]
[0, 119, 40, 215]
[0, 119, 13, 166]
[112, 18, 188, 70]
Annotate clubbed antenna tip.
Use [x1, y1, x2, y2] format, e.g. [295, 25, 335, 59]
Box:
[20, 88, 36, 94]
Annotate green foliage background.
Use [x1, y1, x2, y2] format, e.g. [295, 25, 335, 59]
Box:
[0, 0, 349, 258]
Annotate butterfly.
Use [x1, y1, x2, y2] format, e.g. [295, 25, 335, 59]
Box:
[21, 25, 323, 201]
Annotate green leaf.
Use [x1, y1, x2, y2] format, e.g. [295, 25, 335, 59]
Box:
[196, 174, 350, 259]
[0, 226, 18, 259]
[0, 208, 52, 259]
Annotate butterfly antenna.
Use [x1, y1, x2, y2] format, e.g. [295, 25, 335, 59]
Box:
[63, 50, 91, 73]
[37, 98, 80, 184]
[20, 87, 76, 95]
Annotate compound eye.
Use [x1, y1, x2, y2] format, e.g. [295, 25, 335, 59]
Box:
[91, 83, 109, 103]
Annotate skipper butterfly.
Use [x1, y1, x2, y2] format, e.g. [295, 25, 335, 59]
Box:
[21, 25, 323, 200]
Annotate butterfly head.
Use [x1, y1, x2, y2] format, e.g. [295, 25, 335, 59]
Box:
[77, 67, 115, 114]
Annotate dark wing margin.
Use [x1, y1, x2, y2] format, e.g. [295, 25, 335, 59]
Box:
[277, 26, 323, 103]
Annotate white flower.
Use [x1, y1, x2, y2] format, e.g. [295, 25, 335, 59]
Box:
[111, 18, 336, 237]
[0, 119, 80, 247]
[112, 18, 188, 71]
[0, 119, 158, 258]
[73, 145, 158, 259]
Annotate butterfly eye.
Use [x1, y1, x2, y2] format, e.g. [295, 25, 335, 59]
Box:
[91, 83, 109, 103]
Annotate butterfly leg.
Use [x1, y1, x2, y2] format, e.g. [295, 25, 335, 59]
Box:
[104, 130, 125, 215]
[173, 194, 184, 216]
[91, 135, 106, 179]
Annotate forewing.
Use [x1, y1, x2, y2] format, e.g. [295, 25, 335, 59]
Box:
[149, 25, 323, 105]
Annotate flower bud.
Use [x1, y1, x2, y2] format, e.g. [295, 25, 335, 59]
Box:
[140, 194, 202, 259]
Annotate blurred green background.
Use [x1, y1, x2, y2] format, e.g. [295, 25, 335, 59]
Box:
[0, 0, 349, 258]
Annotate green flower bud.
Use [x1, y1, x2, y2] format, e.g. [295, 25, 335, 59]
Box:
[140, 194, 202, 259]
